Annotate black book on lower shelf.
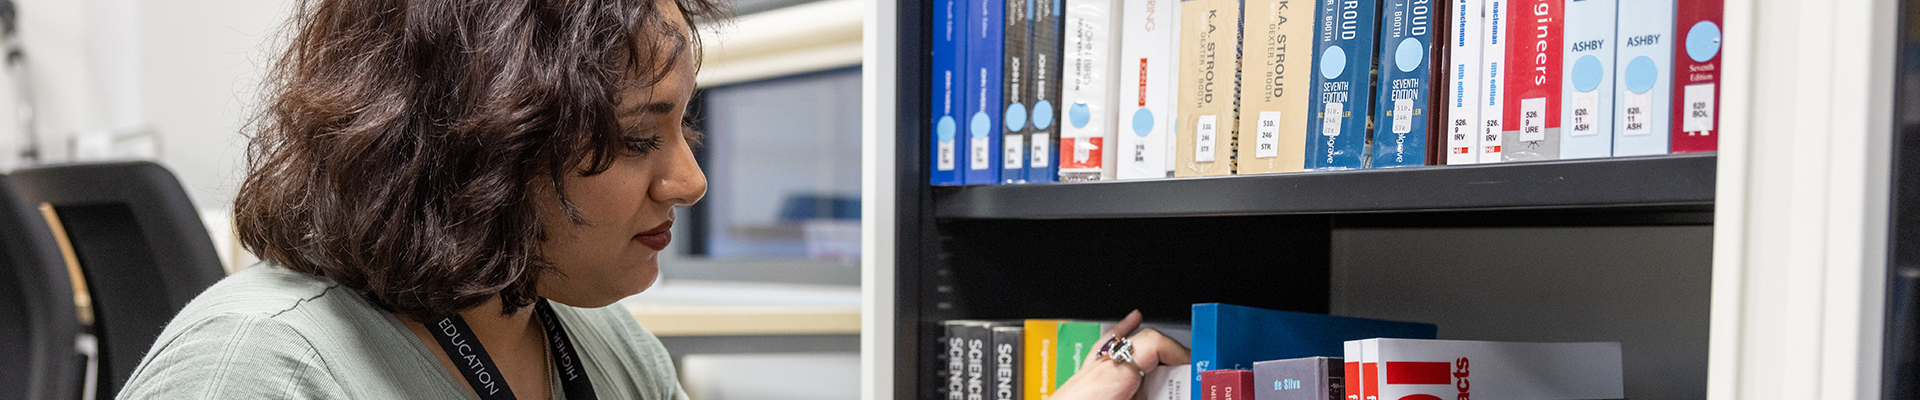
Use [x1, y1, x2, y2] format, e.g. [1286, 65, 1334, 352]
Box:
[945, 320, 1022, 400]
[992, 325, 1025, 400]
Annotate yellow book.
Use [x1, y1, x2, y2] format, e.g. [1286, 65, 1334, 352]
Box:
[1236, 0, 1312, 174]
[1023, 319, 1066, 400]
[1174, 0, 1241, 177]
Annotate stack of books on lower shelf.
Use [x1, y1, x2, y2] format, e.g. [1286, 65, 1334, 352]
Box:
[936, 303, 1628, 400]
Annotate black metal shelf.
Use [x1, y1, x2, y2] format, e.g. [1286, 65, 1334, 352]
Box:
[932, 153, 1716, 220]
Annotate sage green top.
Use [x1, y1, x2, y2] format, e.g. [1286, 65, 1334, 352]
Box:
[115, 264, 689, 400]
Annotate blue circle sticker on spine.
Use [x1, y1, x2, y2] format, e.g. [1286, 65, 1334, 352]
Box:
[937, 116, 956, 142]
[1624, 56, 1658, 94]
[1032, 101, 1055, 130]
[1130, 108, 1154, 137]
[1686, 21, 1722, 63]
[1069, 102, 1091, 128]
[1004, 103, 1027, 132]
[1571, 55, 1604, 92]
[1320, 46, 1347, 79]
[1394, 39, 1423, 73]
[971, 111, 990, 138]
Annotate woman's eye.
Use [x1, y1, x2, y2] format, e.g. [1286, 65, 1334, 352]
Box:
[624, 136, 664, 154]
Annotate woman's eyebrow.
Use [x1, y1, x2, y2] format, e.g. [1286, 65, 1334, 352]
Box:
[622, 101, 677, 115]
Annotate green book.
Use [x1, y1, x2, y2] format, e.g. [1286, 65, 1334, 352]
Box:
[1053, 321, 1109, 388]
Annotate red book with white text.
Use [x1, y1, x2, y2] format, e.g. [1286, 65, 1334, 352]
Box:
[1671, 0, 1723, 152]
[1500, 0, 1566, 161]
[1201, 369, 1254, 400]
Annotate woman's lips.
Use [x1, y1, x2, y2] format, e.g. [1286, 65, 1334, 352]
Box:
[634, 220, 673, 251]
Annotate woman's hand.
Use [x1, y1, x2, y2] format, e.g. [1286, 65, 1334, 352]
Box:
[1050, 310, 1192, 400]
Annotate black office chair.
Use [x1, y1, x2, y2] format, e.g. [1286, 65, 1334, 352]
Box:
[11, 161, 224, 399]
[0, 174, 81, 400]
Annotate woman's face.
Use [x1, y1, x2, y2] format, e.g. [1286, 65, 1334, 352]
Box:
[534, 4, 706, 307]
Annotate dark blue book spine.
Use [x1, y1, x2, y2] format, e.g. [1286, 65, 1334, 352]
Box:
[1304, 0, 1379, 170]
[932, 0, 970, 186]
[1027, 0, 1064, 183]
[1003, 0, 1033, 183]
[967, 0, 1007, 184]
[1368, 0, 1435, 168]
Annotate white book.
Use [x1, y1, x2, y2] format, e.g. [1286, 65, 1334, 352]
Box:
[1134, 364, 1193, 400]
[1116, 0, 1180, 179]
[1061, 0, 1125, 181]
[1369, 339, 1624, 400]
[1445, 0, 1485, 165]
[1477, 0, 1510, 163]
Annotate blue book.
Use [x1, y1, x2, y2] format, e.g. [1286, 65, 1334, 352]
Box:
[1611, 0, 1672, 156]
[1026, 0, 1064, 183]
[1304, 0, 1379, 170]
[1369, 0, 1437, 168]
[931, 0, 969, 186]
[1188, 303, 1437, 400]
[1560, 0, 1617, 159]
[966, 0, 1007, 184]
[1002, 0, 1033, 183]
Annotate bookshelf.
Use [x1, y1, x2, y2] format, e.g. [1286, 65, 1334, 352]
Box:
[858, 0, 1902, 399]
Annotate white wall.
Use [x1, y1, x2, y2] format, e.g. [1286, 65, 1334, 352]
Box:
[10, 0, 292, 211]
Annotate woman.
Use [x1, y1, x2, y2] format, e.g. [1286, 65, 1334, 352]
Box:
[116, 0, 1187, 398]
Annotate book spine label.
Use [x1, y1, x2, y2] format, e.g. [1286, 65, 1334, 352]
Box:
[1559, 0, 1616, 159]
[1671, 0, 1719, 152]
[967, 0, 1007, 184]
[1024, 321, 1061, 400]
[1446, 0, 1483, 164]
[1369, 0, 1439, 168]
[1237, 0, 1313, 174]
[1611, 0, 1671, 156]
[1303, 0, 1378, 170]
[1005, 0, 1034, 183]
[1477, 0, 1507, 162]
[994, 327, 1025, 400]
[1031, 0, 1064, 183]
[1175, 0, 1241, 177]
[1498, 0, 1563, 161]
[1061, 0, 1124, 181]
[934, 0, 972, 185]
[1117, 0, 1180, 179]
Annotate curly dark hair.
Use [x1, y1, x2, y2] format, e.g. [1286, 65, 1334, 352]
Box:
[234, 0, 727, 321]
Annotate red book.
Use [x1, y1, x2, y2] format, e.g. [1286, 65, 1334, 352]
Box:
[1201, 369, 1255, 400]
[1501, 0, 1567, 160]
[1671, 0, 1723, 152]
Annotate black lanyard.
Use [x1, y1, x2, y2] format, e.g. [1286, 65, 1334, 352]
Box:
[429, 300, 598, 400]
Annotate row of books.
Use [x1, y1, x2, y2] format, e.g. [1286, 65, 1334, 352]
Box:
[1185, 339, 1623, 400]
[927, 0, 1725, 186]
[937, 304, 1627, 400]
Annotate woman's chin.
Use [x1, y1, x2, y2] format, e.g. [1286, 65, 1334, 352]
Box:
[542, 261, 659, 308]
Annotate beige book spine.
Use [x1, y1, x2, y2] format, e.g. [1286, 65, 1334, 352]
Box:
[1235, 0, 1310, 174]
[1173, 0, 1240, 177]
